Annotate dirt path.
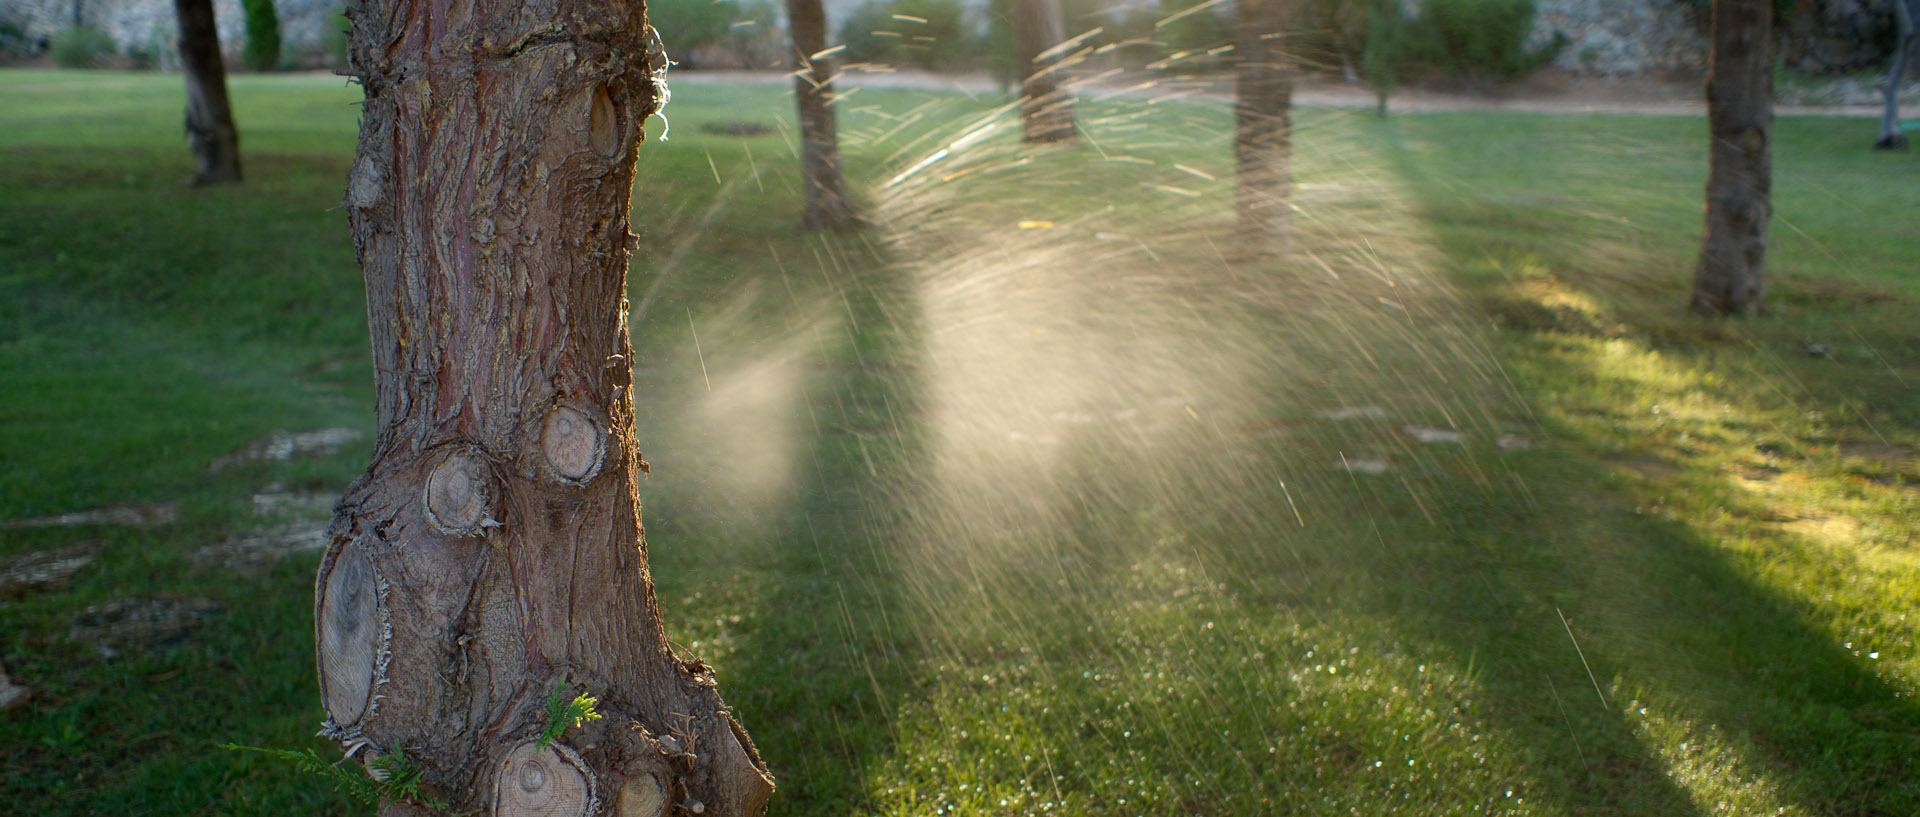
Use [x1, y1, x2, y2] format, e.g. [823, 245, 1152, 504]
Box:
[673, 68, 1899, 119]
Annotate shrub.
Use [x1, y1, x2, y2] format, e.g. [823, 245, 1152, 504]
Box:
[839, 0, 979, 70]
[648, 0, 744, 63]
[986, 0, 1016, 86]
[241, 0, 282, 71]
[1155, 0, 1229, 64]
[126, 42, 157, 70]
[319, 7, 350, 70]
[50, 27, 116, 69]
[1361, 0, 1411, 111]
[0, 14, 36, 61]
[1416, 0, 1561, 86]
[711, 0, 787, 69]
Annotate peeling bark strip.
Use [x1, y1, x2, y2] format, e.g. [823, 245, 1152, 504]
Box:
[1691, 0, 1771, 317]
[1232, 0, 1292, 259]
[321, 2, 773, 814]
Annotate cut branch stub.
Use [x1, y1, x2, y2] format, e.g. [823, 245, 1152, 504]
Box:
[317, 545, 381, 726]
[618, 773, 666, 817]
[425, 451, 493, 534]
[347, 156, 383, 209]
[496, 741, 594, 817]
[542, 406, 604, 484]
[588, 84, 622, 159]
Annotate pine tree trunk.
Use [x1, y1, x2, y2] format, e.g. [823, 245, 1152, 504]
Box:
[1233, 0, 1292, 258]
[1013, 0, 1075, 143]
[319, 2, 774, 815]
[787, 0, 860, 231]
[1691, 0, 1771, 317]
[174, 0, 241, 185]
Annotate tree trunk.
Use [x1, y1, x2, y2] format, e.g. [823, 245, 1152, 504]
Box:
[787, 0, 860, 231]
[1233, 0, 1292, 258]
[1013, 0, 1075, 143]
[1875, 0, 1914, 150]
[1691, 0, 1771, 317]
[320, 3, 774, 816]
[174, 0, 241, 185]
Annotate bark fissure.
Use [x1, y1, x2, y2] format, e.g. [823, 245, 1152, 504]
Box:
[323, 2, 771, 814]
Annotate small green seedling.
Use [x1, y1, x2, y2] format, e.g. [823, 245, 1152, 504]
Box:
[537, 686, 603, 750]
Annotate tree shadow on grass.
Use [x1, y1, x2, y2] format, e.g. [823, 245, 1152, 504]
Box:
[1368, 112, 1920, 815]
[1363, 447, 1920, 814]
[630, 223, 937, 815]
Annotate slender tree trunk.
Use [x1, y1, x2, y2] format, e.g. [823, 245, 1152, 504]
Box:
[1233, 0, 1292, 258]
[1013, 0, 1075, 143]
[174, 0, 241, 185]
[1691, 0, 1771, 317]
[320, 3, 773, 815]
[787, 0, 860, 231]
[1875, 0, 1914, 150]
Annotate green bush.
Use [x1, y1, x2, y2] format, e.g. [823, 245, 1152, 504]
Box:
[1156, 0, 1229, 62]
[838, 0, 978, 70]
[986, 0, 1015, 86]
[1676, 0, 1795, 18]
[713, 0, 786, 69]
[241, 0, 282, 71]
[1361, 0, 1410, 111]
[0, 14, 35, 61]
[648, 0, 744, 63]
[50, 27, 116, 69]
[987, 0, 1151, 88]
[319, 7, 350, 70]
[1417, 0, 1561, 86]
[126, 42, 157, 70]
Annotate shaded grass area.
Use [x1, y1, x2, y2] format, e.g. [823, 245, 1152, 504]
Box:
[2, 69, 1917, 817]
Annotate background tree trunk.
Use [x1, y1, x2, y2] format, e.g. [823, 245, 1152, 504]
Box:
[1691, 0, 1771, 317]
[787, 0, 860, 231]
[1013, 0, 1075, 143]
[173, 0, 241, 185]
[1875, 0, 1914, 150]
[1233, 0, 1292, 258]
[321, 2, 773, 815]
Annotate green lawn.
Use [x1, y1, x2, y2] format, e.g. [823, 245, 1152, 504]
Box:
[2, 69, 1917, 816]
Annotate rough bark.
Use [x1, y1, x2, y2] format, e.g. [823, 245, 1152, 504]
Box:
[786, 0, 860, 231]
[320, 2, 774, 816]
[1233, 0, 1292, 258]
[1691, 0, 1771, 317]
[174, 0, 242, 185]
[1875, 0, 1915, 150]
[1013, 0, 1075, 144]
